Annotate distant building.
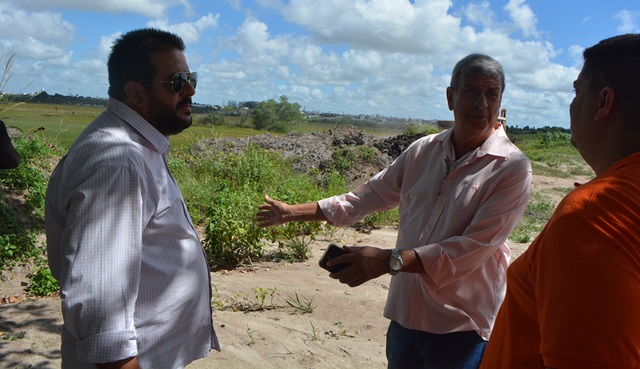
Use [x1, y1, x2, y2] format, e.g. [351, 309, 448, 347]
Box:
[498, 108, 507, 130]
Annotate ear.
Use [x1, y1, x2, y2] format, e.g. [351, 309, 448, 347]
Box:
[446, 87, 454, 111]
[593, 86, 615, 121]
[123, 81, 146, 109]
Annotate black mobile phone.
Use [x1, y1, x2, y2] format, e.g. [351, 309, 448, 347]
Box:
[318, 243, 349, 273]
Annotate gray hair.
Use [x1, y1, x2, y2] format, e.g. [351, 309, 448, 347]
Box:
[450, 53, 505, 92]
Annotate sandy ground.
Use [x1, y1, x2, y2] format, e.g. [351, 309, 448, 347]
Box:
[0, 173, 586, 369]
[0, 227, 531, 369]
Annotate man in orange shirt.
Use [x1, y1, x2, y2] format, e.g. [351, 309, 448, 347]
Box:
[480, 33, 640, 368]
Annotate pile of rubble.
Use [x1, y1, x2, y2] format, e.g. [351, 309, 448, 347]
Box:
[191, 126, 427, 189]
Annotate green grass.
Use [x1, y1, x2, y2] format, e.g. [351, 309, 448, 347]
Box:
[510, 131, 593, 178]
[1, 103, 405, 152]
[1, 102, 101, 149]
[509, 192, 556, 243]
[508, 131, 592, 243]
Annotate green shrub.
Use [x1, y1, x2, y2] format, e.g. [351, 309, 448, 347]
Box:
[174, 146, 348, 268]
[404, 123, 441, 136]
[28, 267, 59, 296]
[0, 136, 55, 270]
[200, 111, 227, 126]
[331, 146, 378, 174]
[203, 185, 268, 267]
[0, 194, 40, 269]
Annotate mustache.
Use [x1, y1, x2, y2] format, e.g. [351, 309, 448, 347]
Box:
[178, 98, 192, 107]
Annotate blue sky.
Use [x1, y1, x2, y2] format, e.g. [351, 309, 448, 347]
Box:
[1, 0, 638, 128]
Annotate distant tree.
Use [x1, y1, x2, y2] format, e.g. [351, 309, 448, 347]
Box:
[251, 95, 303, 133]
[223, 104, 238, 116]
[200, 111, 227, 126]
[240, 101, 260, 110]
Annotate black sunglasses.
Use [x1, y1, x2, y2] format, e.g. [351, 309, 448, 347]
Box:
[142, 72, 197, 94]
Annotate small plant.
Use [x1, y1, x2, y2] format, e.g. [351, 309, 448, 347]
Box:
[218, 287, 280, 312]
[28, 267, 59, 296]
[333, 321, 358, 337]
[267, 287, 278, 305]
[278, 235, 314, 262]
[324, 321, 359, 339]
[246, 324, 256, 346]
[310, 321, 319, 341]
[230, 293, 245, 311]
[252, 287, 268, 308]
[2, 331, 25, 341]
[210, 284, 226, 310]
[252, 287, 278, 308]
[285, 292, 315, 314]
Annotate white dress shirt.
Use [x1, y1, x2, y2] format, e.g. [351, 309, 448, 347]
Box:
[46, 98, 219, 368]
[318, 127, 531, 340]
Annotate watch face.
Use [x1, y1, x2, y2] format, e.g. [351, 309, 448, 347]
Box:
[390, 257, 402, 270]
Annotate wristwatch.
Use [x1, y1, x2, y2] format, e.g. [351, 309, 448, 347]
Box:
[389, 249, 403, 275]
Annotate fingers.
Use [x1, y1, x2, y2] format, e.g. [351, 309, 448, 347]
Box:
[330, 267, 368, 287]
[256, 195, 276, 227]
[324, 246, 387, 287]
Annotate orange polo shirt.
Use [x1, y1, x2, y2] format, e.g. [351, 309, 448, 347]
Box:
[480, 153, 640, 369]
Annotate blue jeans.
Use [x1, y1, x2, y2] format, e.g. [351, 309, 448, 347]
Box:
[386, 321, 487, 369]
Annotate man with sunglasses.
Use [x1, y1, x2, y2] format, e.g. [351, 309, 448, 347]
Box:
[45, 28, 219, 369]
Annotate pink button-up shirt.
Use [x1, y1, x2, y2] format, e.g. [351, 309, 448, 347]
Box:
[318, 127, 531, 339]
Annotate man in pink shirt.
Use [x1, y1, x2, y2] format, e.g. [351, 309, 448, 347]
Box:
[256, 53, 531, 369]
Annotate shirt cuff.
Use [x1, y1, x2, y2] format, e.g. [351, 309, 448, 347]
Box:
[75, 329, 138, 364]
[415, 243, 456, 289]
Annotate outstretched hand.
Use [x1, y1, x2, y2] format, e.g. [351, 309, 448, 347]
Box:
[256, 195, 290, 228]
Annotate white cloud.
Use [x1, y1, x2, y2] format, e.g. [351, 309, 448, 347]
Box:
[196, 0, 579, 125]
[567, 45, 584, 67]
[11, 0, 184, 19]
[503, 86, 575, 128]
[504, 0, 539, 38]
[2, 38, 72, 64]
[0, 0, 590, 128]
[0, 6, 75, 45]
[282, 0, 460, 54]
[462, 1, 496, 29]
[225, 0, 243, 11]
[98, 34, 122, 58]
[615, 10, 640, 33]
[147, 13, 220, 44]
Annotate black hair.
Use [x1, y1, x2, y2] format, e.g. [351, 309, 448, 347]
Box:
[582, 34, 640, 122]
[107, 28, 185, 100]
